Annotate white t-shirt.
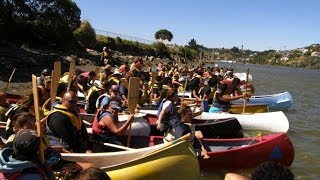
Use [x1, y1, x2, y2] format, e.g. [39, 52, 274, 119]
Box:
[162, 100, 172, 113]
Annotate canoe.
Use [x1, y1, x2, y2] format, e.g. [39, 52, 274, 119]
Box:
[229, 103, 269, 113]
[61, 136, 200, 180]
[82, 113, 151, 137]
[81, 112, 244, 138]
[232, 91, 293, 111]
[140, 110, 289, 133]
[179, 97, 268, 114]
[200, 133, 294, 169]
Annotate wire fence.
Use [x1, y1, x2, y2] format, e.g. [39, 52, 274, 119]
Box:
[95, 29, 155, 45]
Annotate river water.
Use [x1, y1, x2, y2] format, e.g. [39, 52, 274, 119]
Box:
[200, 62, 320, 179]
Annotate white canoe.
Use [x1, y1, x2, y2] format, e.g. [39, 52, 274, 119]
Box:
[82, 113, 151, 136]
[139, 110, 289, 133]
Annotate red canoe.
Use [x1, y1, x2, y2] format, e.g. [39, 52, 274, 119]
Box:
[199, 133, 294, 169]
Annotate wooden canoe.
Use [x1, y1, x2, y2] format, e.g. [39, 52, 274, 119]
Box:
[140, 110, 289, 133]
[61, 136, 200, 180]
[233, 91, 293, 111]
[200, 133, 294, 169]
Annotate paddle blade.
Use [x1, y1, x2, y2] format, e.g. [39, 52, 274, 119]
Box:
[128, 77, 140, 114]
[54, 61, 61, 77]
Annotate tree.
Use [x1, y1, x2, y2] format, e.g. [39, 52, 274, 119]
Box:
[155, 29, 173, 41]
[188, 38, 197, 50]
[74, 20, 96, 48]
[0, 0, 81, 48]
[231, 46, 240, 53]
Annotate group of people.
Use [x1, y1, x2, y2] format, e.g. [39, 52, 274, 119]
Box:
[0, 55, 293, 179]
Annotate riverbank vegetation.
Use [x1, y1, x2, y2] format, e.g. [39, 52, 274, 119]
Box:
[1, 0, 319, 69]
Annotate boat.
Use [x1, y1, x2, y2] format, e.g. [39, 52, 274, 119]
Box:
[228, 103, 269, 113]
[232, 91, 293, 111]
[81, 112, 244, 138]
[140, 110, 289, 133]
[61, 136, 200, 180]
[199, 133, 294, 169]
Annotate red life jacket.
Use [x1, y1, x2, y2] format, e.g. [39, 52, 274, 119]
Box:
[92, 109, 118, 135]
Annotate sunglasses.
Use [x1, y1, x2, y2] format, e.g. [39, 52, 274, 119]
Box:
[66, 99, 78, 104]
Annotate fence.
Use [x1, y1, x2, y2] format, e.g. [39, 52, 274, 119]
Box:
[95, 29, 155, 45]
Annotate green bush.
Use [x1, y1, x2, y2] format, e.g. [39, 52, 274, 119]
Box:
[74, 20, 96, 48]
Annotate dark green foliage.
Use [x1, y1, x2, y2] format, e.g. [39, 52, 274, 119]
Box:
[188, 38, 197, 50]
[0, 0, 81, 49]
[153, 42, 169, 57]
[74, 20, 96, 48]
[155, 29, 173, 41]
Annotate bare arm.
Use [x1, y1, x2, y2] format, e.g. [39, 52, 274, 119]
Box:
[99, 114, 134, 135]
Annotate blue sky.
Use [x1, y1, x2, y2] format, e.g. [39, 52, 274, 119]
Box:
[75, 0, 319, 51]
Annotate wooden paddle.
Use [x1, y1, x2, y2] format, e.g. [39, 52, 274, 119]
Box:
[242, 68, 249, 113]
[54, 61, 61, 77]
[32, 75, 45, 164]
[67, 59, 76, 91]
[120, 78, 129, 89]
[50, 70, 59, 106]
[3, 68, 16, 93]
[181, 76, 188, 106]
[126, 77, 140, 147]
[103, 142, 134, 151]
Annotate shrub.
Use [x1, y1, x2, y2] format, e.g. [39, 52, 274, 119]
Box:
[74, 21, 96, 48]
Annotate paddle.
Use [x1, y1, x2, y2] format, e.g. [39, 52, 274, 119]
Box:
[181, 75, 188, 106]
[3, 68, 16, 93]
[242, 68, 249, 113]
[103, 142, 134, 151]
[67, 59, 76, 91]
[50, 70, 59, 106]
[31, 75, 45, 164]
[54, 61, 61, 77]
[94, 67, 100, 80]
[126, 77, 140, 147]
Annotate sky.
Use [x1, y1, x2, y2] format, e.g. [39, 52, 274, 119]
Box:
[74, 0, 320, 51]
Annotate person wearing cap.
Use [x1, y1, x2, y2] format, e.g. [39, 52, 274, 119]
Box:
[108, 68, 122, 85]
[38, 75, 52, 104]
[91, 100, 134, 148]
[0, 129, 53, 179]
[46, 91, 93, 153]
[100, 47, 112, 66]
[37, 68, 51, 87]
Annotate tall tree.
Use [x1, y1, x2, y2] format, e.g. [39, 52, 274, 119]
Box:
[155, 29, 173, 41]
[188, 38, 198, 50]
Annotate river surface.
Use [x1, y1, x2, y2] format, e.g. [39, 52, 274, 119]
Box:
[2, 62, 319, 179]
[199, 62, 320, 179]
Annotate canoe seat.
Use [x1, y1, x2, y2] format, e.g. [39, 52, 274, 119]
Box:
[209, 146, 235, 152]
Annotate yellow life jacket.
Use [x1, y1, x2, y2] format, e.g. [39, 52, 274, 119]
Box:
[85, 86, 100, 102]
[108, 77, 120, 85]
[60, 73, 69, 84]
[42, 97, 62, 116]
[139, 89, 149, 105]
[47, 104, 82, 130]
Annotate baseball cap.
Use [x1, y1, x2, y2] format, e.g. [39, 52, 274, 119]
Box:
[41, 69, 50, 76]
[13, 129, 40, 154]
[109, 101, 121, 110]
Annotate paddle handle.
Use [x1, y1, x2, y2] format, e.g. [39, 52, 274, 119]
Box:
[242, 68, 249, 113]
[3, 68, 16, 93]
[32, 75, 45, 164]
[104, 142, 134, 151]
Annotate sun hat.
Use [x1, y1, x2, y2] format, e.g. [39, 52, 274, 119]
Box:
[113, 69, 122, 76]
